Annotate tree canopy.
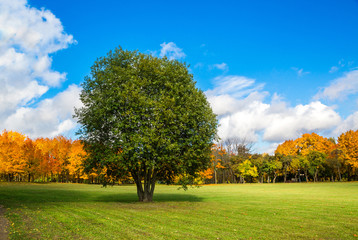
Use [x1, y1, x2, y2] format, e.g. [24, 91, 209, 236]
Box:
[74, 47, 218, 202]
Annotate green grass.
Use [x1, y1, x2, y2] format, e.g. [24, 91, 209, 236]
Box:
[0, 182, 357, 239]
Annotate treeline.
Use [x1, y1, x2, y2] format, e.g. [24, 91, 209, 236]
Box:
[205, 131, 358, 184]
[1, 129, 358, 184]
[0, 130, 89, 183]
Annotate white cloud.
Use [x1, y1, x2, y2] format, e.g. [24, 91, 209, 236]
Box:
[3, 85, 82, 138]
[328, 59, 354, 74]
[205, 75, 342, 153]
[211, 63, 229, 71]
[159, 42, 186, 60]
[262, 101, 341, 142]
[0, 0, 79, 138]
[315, 70, 358, 101]
[206, 75, 265, 99]
[194, 62, 204, 69]
[291, 67, 310, 77]
[332, 112, 358, 136]
[329, 66, 339, 73]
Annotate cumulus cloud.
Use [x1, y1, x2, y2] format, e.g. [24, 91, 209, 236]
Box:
[315, 70, 358, 101]
[3, 85, 82, 138]
[332, 112, 358, 136]
[159, 42, 186, 60]
[0, 0, 79, 138]
[205, 75, 342, 152]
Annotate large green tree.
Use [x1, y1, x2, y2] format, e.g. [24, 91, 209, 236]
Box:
[74, 47, 217, 202]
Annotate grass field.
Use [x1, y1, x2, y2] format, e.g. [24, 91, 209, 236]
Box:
[0, 182, 357, 239]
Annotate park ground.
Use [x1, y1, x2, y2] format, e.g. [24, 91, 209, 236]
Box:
[0, 182, 357, 239]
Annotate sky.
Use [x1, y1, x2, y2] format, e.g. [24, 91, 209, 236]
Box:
[1, 0, 358, 153]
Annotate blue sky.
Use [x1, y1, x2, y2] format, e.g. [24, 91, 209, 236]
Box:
[1, 0, 358, 153]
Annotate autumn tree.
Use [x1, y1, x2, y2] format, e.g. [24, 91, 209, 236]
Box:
[75, 47, 217, 202]
[0, 130, 27, 181]
[22, 138, 42, 182]
[275, 139, 296, 182]
[295, 133, 333, 156]
[68, 140, 87, 182]
[338, 130, 358, 180]
[210, 144, 226, 184]
[236, 159, 258, 183]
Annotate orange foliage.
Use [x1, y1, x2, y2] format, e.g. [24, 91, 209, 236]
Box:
[0, 130, 88, 182]
[338, 130, 358, 169]
[275, 139, 297, 156]
[199, 168, 213, 180]
[295, 133, 334, 156]
[276, 133, 334, 157]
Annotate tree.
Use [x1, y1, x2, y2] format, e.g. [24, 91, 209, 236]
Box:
[275, 140, 296, 182]
[210, 144, 226, 184]
[68, 140, 87, 183]
[338, 130, 358, 177]
[236, 160, 258, 183]
[307, 150, 326, 182]
[74, 47, 217, 202]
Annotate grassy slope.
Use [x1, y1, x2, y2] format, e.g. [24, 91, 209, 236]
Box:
[0, 182, 357, 239]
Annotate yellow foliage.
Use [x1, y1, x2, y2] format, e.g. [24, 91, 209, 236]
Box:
[338, 130, 358, 169]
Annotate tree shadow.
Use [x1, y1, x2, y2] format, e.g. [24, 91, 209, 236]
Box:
[0, 185, 203, 205]
[94, 193, 203, 203]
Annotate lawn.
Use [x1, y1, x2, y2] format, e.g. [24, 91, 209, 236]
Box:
[0, 182, 357, 239]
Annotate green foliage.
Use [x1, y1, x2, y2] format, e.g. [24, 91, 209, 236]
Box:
[74, 47, 218, 201]
[307, 150, 327, 182]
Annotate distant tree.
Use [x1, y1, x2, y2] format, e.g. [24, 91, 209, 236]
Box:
[210, 144, 226, 184]
[338, 130, 358, 179]
[275, 139, 297, 182]
[307, 150, 326, 182]
[75, 47, 217, 202]
[23, 138, 42, 182]
[68, 140, 87, 183]
[236, 159, 258, 183]
[0, 130, 26, 181]
[251, 153, 267, 183]
[297, 155, 310, 182]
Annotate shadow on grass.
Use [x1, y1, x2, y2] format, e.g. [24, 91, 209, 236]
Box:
[0, 185, 203, 205]
[95, 193, 203, 203]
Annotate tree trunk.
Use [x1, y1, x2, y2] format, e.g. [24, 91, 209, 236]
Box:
[214, 169, 217, 184]
[314, 169, 318, 182]
[304, 170, 308, 182]
[132, 169, 156, 202]
[230, 168, 236, 183]
[338, 167, 342, 181]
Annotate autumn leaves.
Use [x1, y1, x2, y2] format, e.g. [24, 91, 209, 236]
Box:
[0, 130, 87, 182]
[275, 131, 358, 182]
